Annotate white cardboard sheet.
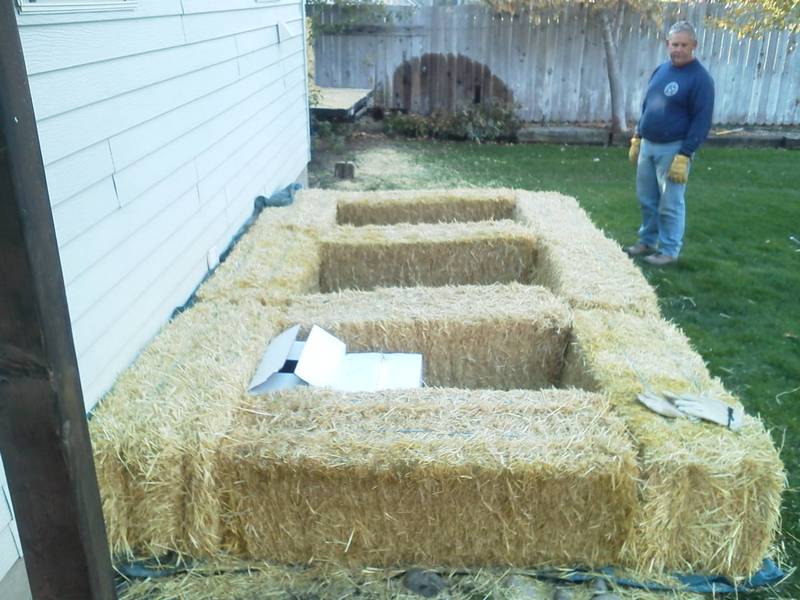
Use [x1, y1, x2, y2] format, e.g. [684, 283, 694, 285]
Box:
[295, 325, 346, 387]
[248, 325, 305, 394]
[331, 353, 423, 392]
[248, 324, 423, 395]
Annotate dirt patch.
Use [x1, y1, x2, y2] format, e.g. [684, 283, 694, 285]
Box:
[310, 136, 446, 191]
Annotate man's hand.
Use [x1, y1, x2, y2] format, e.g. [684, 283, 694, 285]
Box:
[629, 136, 641, 163]
[667, 154, 690, 183]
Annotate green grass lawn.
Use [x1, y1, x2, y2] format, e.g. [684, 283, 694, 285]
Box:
[313, 138, 800, 596]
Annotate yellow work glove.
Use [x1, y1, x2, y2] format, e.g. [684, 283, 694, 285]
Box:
[628, 136, 641, 163]
[667, 154, 690, 183]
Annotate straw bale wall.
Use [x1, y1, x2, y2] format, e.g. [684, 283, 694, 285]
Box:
[89, 187, 783, 579]
[92, 300, 283, 557]
[320, 221, 537, 292]
[515, 192, 659, 317]
[219, 388, 638, 567]
[284, 284, 572, 389]
[562, 309, 784, 576]
[336, 189, 517, 226]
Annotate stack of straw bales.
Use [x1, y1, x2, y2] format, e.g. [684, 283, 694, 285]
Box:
[89, 187, 783, 581]
[562, 309, 783, 576]
[92, 300, 280, 557]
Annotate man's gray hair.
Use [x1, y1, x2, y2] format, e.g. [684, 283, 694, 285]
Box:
[668, 21, 697, 41]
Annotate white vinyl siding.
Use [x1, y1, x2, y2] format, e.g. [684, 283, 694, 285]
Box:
[0, 458, 21, 584]
[16, 0, 309, 411]
[1, 2, 310, 582]
[16, 0, 137, 16]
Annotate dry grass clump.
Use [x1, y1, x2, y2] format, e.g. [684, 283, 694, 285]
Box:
[217, 387, 638, 567]
[284, 283, 573, 389]
[320, 220, 538, 292]
[515, 191, 659, 316]
[336, 188, 517, 226]
[561, 309, 784, 577]
[91, 299, 284, 559]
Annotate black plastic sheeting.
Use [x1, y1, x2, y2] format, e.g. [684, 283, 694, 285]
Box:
[116, 557, 785, 594]
[538, 559, 785, 594]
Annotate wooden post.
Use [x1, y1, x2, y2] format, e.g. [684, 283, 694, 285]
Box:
[0, 3, 117, 600]
[334, 161, 356, 179]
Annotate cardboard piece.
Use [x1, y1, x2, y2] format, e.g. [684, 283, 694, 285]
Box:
[248, 325, 423, 394]
[294, 326, 346, 387]
[248, 325, 308, 394]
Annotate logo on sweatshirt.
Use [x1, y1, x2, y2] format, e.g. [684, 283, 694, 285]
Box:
[664, 82, 679, 97]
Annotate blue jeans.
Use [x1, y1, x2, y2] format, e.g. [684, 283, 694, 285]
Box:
[636, 139, 690, 258]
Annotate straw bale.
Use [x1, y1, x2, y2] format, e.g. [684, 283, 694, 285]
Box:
[562, 309, 784, 577]
[320, 220, 538, 292]
[267, 188, 339, 231]
[90, 299, 284, 558]
[218, 387, 638, 567]
[196, 225, 321, 305]
[513, 191, 612, 249]
[195, 190, 344, 304]
[560, 310, 721, 403]
[284, 283, 573, 389]
[335, 188, 517, 226]
[515, 191, 659, 316]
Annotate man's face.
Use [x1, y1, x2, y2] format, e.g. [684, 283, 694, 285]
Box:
[666, 32, 697, 67]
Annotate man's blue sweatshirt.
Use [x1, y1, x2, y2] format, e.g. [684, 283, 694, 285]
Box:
[637, 59, 714, 156]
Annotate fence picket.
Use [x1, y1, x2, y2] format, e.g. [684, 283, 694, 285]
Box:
[310, 2, 800, 125]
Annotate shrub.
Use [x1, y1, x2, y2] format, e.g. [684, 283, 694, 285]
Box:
[384, 103, 521, 143]
[383, 112, 431, 139]
[311, 117, 350, 155]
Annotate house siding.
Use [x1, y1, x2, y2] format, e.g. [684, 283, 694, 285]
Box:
[0, 457, 21, 587]
[2, 0, 310, 584]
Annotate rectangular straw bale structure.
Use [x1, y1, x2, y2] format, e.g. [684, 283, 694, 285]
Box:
[336, 188, 517, 226]
[284, 283, 572, 389]
[562, 309, 784, 577]
[319, 221, 537, 292]
[87, 186, 783, 581]
[218, 387, 639, 567]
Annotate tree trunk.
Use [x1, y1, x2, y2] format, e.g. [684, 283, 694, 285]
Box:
[600, 9, 628, 135]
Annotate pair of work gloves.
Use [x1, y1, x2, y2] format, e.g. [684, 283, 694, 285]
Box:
[637, 390, 745, 431]
[629, 136, 690, 183]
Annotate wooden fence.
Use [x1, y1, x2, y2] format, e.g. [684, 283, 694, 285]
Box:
[310, 2, 800, 126]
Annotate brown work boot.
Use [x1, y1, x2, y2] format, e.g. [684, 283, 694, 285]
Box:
[644, 253, 678, 266]
[624, 242, 655, 257]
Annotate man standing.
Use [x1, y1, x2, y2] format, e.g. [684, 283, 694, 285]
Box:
[626, 21, 715, 266]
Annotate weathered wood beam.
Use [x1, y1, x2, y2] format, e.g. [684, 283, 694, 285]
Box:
[0, 3, 117, 600]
